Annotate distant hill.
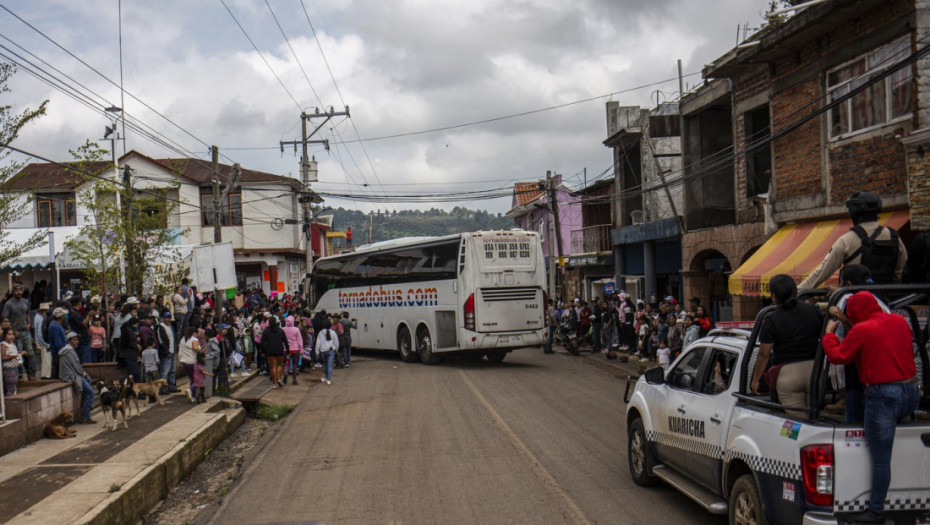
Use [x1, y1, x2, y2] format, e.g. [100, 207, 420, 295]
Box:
[317, 206, 514, 244]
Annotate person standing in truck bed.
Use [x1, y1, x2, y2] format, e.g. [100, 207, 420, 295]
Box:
[800, 191, 906, 290]
[823, 291, 918, 524]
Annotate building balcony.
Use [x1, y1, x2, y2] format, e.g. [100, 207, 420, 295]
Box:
[570, 224, 611, 254]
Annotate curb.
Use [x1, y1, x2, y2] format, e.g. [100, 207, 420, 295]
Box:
[76, 399, 246, 525]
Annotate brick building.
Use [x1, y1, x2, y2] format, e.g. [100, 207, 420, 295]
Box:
[682, 0, 922, 320]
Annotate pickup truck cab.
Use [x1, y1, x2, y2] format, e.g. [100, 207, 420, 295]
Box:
[624, 285, 930, 525]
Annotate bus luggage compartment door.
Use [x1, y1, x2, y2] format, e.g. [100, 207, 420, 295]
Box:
[475, 287, 544, 333]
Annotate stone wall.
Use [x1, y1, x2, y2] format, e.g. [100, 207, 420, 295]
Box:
[1, 380, 80, 455]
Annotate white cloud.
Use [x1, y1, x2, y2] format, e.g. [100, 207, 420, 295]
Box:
[2, 0, 772, 213]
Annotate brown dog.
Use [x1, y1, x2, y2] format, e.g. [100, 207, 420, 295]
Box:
[44, 411, 77, 439]
[129, 378, 168, 415]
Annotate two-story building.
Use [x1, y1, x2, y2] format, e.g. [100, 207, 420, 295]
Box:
[506, 174, 581, 300]
[681, 0, 922, 321]
[1, 150, 326, 297]
[568, 178, 615, 301]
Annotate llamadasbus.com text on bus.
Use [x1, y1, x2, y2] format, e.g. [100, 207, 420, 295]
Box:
[337, 286, 439, 308]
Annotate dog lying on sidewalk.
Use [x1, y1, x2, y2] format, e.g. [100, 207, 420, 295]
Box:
[44, 411, 77, 439]
[94, 380, 129, 431]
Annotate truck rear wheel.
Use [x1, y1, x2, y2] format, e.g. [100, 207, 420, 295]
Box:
[730, 474, 764, 525]
[628, 418, 658, 486]
[398, 327, 418, 363]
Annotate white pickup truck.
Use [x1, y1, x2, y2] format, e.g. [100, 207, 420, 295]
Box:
[624, 285, 930, 525]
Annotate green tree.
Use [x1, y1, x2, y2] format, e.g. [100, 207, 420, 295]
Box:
[121, 167, 184, 296]
[0, 63, 48, 267]
[64, 140, 185, 297]
[62, 141, 121, 300]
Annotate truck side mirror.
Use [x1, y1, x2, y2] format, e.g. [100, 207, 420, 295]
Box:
[644, 367, 666, 385]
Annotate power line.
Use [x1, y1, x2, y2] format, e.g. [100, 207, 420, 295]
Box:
[0, 38, 201, 160]
[215, 72, 704, 153]
[298, 0, 392, 206]
[0, 3, 215, 155]
[261, 2, 377, 211]
[263, 0, 323, 108]
[219, 0, 303, 112]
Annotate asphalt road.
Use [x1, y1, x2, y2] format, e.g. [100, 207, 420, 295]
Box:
[209, 349, 728, 525]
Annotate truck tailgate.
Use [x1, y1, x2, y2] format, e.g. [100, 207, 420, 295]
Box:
[833, 424, 930, 516]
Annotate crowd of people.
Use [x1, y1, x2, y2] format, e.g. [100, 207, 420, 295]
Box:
[0, 278, 359, 411]
[546, 293, 714, 370]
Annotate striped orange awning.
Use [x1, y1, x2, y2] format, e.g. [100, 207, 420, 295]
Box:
[728, 210, 910, 296]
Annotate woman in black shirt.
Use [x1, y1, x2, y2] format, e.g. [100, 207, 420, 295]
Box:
[751, 274, 822, 413]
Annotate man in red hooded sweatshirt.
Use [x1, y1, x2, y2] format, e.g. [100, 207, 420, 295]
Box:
[823, 291, 918, 523]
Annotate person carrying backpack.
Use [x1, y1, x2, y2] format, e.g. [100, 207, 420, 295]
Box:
[799, 191, 907, 290]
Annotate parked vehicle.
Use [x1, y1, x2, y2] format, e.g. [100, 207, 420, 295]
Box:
[624, 285, 930, 525]
[556, 319, 579, 355]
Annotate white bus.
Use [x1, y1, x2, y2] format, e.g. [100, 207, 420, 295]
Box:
[310, 230, 548, 364]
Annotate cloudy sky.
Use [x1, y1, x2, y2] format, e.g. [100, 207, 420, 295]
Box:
[2, 0, 771, 214]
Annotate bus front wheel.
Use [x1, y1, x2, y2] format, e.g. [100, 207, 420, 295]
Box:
[398, 327, 418, 363]
[417, 329, 441, 365]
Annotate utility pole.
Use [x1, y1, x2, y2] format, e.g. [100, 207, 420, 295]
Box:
[212, 146, 222, 243]
[298, 160, 318, 300]
[122, 164, 134, 294]
[546, 171, 566, 300]
[281, 107, 349, 301]
[208, 145, 240, 324]
[546, 205, 556, 301]
[368, 211, 373, 244]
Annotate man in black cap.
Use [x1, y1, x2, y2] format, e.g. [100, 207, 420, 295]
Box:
[800, 191, 907, 290]
[688, 297, 701, 313]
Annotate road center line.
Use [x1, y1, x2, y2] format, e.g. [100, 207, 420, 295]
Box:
[458, 369, 591, 525]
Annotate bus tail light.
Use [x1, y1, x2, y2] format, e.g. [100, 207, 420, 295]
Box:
[543, 291, 549, 326]
[464, 293, 475, 331]
[801, 444, 834, 507]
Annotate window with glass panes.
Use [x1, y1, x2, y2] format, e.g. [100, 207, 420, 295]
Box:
[827, 36, 912, 139]
[36, 193, 76, 227]
[200, 187, 243, 226]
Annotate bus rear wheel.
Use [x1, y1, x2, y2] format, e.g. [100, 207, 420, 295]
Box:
[486, 350, 507, 363]
[398, 327, 418, 362]
[417, 329, 441, 365]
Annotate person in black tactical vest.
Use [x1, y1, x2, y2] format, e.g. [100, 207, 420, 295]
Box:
[799, 191, 907, 290]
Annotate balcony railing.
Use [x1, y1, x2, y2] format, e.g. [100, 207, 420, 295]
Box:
[570, 224, 611, 254]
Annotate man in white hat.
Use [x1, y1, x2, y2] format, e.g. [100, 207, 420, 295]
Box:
[33, 302, 52, 378]
[58, 331, 96, 424]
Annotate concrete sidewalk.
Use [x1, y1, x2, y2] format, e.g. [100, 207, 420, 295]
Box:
[0, 373, 255, 525]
